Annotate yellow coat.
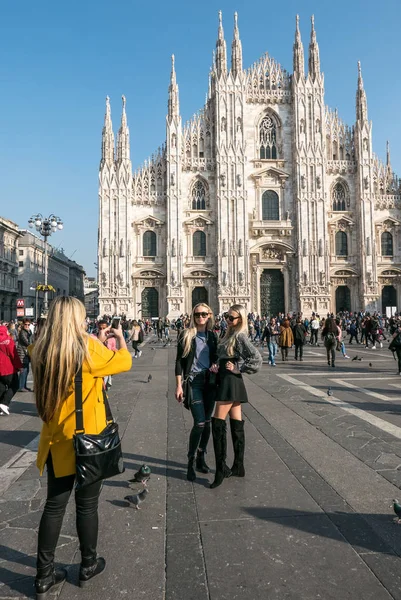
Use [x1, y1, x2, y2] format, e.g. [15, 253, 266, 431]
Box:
[36, 336, 132, 478]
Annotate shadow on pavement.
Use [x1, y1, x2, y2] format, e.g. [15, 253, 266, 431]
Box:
[243, 507, 397, 555]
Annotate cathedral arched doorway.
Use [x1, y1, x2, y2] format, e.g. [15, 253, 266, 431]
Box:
[192, 287, 208, 308]
[141, 287, 159, 318]
[382, 285, 397, 313]
[335, 286, 351, 313]
[260, 270, 284, 317]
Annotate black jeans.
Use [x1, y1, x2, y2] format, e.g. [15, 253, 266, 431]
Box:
[395, 348, 401, 374]
[310, 330, 318, 345]
[326, 344, 336, 365]
[294, 342, 304, 359]
[37, 454, 102, 576]
[0, 373, 19, 407]
[188, 373, 215, 458]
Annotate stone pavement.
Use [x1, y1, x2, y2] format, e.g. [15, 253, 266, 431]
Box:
[2, 337, 401, 599]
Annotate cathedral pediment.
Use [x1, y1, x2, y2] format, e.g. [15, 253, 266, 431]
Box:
[375, 217, 401, 231]
[329, 215, 355, 230]
[183, 215, 213, 227]
[251, 166, 289, 188]
[133, 215, 164, 228]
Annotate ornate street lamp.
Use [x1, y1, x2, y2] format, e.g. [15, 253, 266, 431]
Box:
[28, 214, 63, 314]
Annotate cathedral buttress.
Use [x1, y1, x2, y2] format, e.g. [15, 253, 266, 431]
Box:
[354, 61, 376, 309]
[214, 12, 248, 310]
[166, 55, 183, 313]
[293, 15, 329, 314]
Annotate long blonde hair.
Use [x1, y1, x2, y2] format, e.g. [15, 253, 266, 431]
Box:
[32, 297, 91, 423]
[220, 304, 248, 356]
[181, 303, 214, 357]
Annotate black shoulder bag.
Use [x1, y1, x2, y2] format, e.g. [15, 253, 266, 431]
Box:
[73, 367, 125, 490]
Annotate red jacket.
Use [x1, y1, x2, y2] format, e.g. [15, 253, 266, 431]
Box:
[0, 326, 23, 376]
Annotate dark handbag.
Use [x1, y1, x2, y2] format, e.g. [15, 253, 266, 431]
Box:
[73, 367, 124, 490]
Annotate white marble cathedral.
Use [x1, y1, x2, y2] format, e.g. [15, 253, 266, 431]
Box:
[98, 13, 401, 319]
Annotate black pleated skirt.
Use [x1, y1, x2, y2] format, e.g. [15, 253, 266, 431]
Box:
[216, 359, 249, 404]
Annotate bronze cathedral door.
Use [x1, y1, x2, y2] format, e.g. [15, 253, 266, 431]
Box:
[260, 269, 284, 317]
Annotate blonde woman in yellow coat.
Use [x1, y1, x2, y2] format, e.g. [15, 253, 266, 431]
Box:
[32, 297, 132, 599]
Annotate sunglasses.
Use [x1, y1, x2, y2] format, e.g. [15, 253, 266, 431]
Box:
[194, 312, 209, 318]
[226, 314, 240, 323]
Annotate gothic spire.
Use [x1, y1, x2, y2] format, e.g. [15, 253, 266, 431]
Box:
[168, 54, 180, 122]
[215, 10, 227, 78]
[308, 15, 321, 81]
[116, 95, 130, 162]
[387, 140, 391, 168]
[231, 12, 243, 78]
[356, 61, 368, 122]
[101, 96, 115, 165]
[293, 15, 304, 80]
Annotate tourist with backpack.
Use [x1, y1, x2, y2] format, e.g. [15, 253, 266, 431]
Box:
[322, 317, 339, 368]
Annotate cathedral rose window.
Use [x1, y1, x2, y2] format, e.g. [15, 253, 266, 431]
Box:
[332, 182, 347, 211]
[192, 180, 206, 210]
[259, 116, 277, 160]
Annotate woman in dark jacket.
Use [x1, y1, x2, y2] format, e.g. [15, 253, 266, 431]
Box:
[293, 318, 307, 361]
[321, 317, 339, 367]
[175, 303, 218, 482]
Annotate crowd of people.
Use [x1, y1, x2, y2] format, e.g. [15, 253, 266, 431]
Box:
[2, 301, 401, 598]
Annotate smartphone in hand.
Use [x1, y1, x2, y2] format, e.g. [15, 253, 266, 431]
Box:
[111, 317, 121, 329]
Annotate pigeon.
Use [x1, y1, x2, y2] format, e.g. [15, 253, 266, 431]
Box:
[357, 357, 363, 362]
[147, 374, 152, 383]
[352, 356, 358, 362]
[393, 499, 401, 523]
[327, 387, 333, 397]
[128, 464, 151, 485]
[125, 488, 149, 510]
[369, 363, 373, 368]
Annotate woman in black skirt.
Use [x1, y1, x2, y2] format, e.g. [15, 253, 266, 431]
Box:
[175, 303, 219, 481]
[210, 304, 262, 489]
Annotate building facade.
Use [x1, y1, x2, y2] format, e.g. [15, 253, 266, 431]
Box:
[98, 13, 401, 319]
[18, 231, 85, 319]
[84, 276, 99, 319]
[0, 217, 21, 321]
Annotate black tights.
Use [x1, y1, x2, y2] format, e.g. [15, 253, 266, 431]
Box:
[37, 454, 102, 576]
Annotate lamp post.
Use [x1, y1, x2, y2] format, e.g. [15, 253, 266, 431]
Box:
[28, 214, 63, 315]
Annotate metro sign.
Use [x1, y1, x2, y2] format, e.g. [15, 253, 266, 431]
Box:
[16, 298, 25, 308]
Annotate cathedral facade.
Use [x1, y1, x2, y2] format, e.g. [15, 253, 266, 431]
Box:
[98, 13, 401, 319]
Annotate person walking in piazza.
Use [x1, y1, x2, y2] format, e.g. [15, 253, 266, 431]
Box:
[322, 316, 339, 367]
[0, 325, 23, 415]
[389, 323, 401, 375]
[293, 317, 307, 361]
[279, 318, 293, 362]
[309, 313, 320, 346]
[32, 297, 132, 598]
[175, 303, 219, 481]
[210, 304, 262, 489]
[129, 319, 144, 358]
[17, 319, 33, 392]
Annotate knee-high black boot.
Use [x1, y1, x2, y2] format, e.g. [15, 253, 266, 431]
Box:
[210, 417, 231, 489]
[230, 419, 245, 477]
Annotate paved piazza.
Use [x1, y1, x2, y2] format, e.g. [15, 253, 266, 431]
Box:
[2, 336, 401, 599]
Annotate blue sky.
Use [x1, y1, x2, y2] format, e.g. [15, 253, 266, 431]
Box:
[0, 0, 400, 277]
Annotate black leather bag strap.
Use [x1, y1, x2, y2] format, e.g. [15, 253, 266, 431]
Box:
[75, 366, 114, 433]
[102, 388, 114, 423]
[75, 366, 84, 433]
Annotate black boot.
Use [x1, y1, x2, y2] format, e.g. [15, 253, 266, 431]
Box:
[230, 419, 245, 477]
[210, 417, 231, 489]
[35, 567, 67, 599]
[186, 456, 196, 481]
[196, 450, 210, 473]
[79, 557, 106, 588]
